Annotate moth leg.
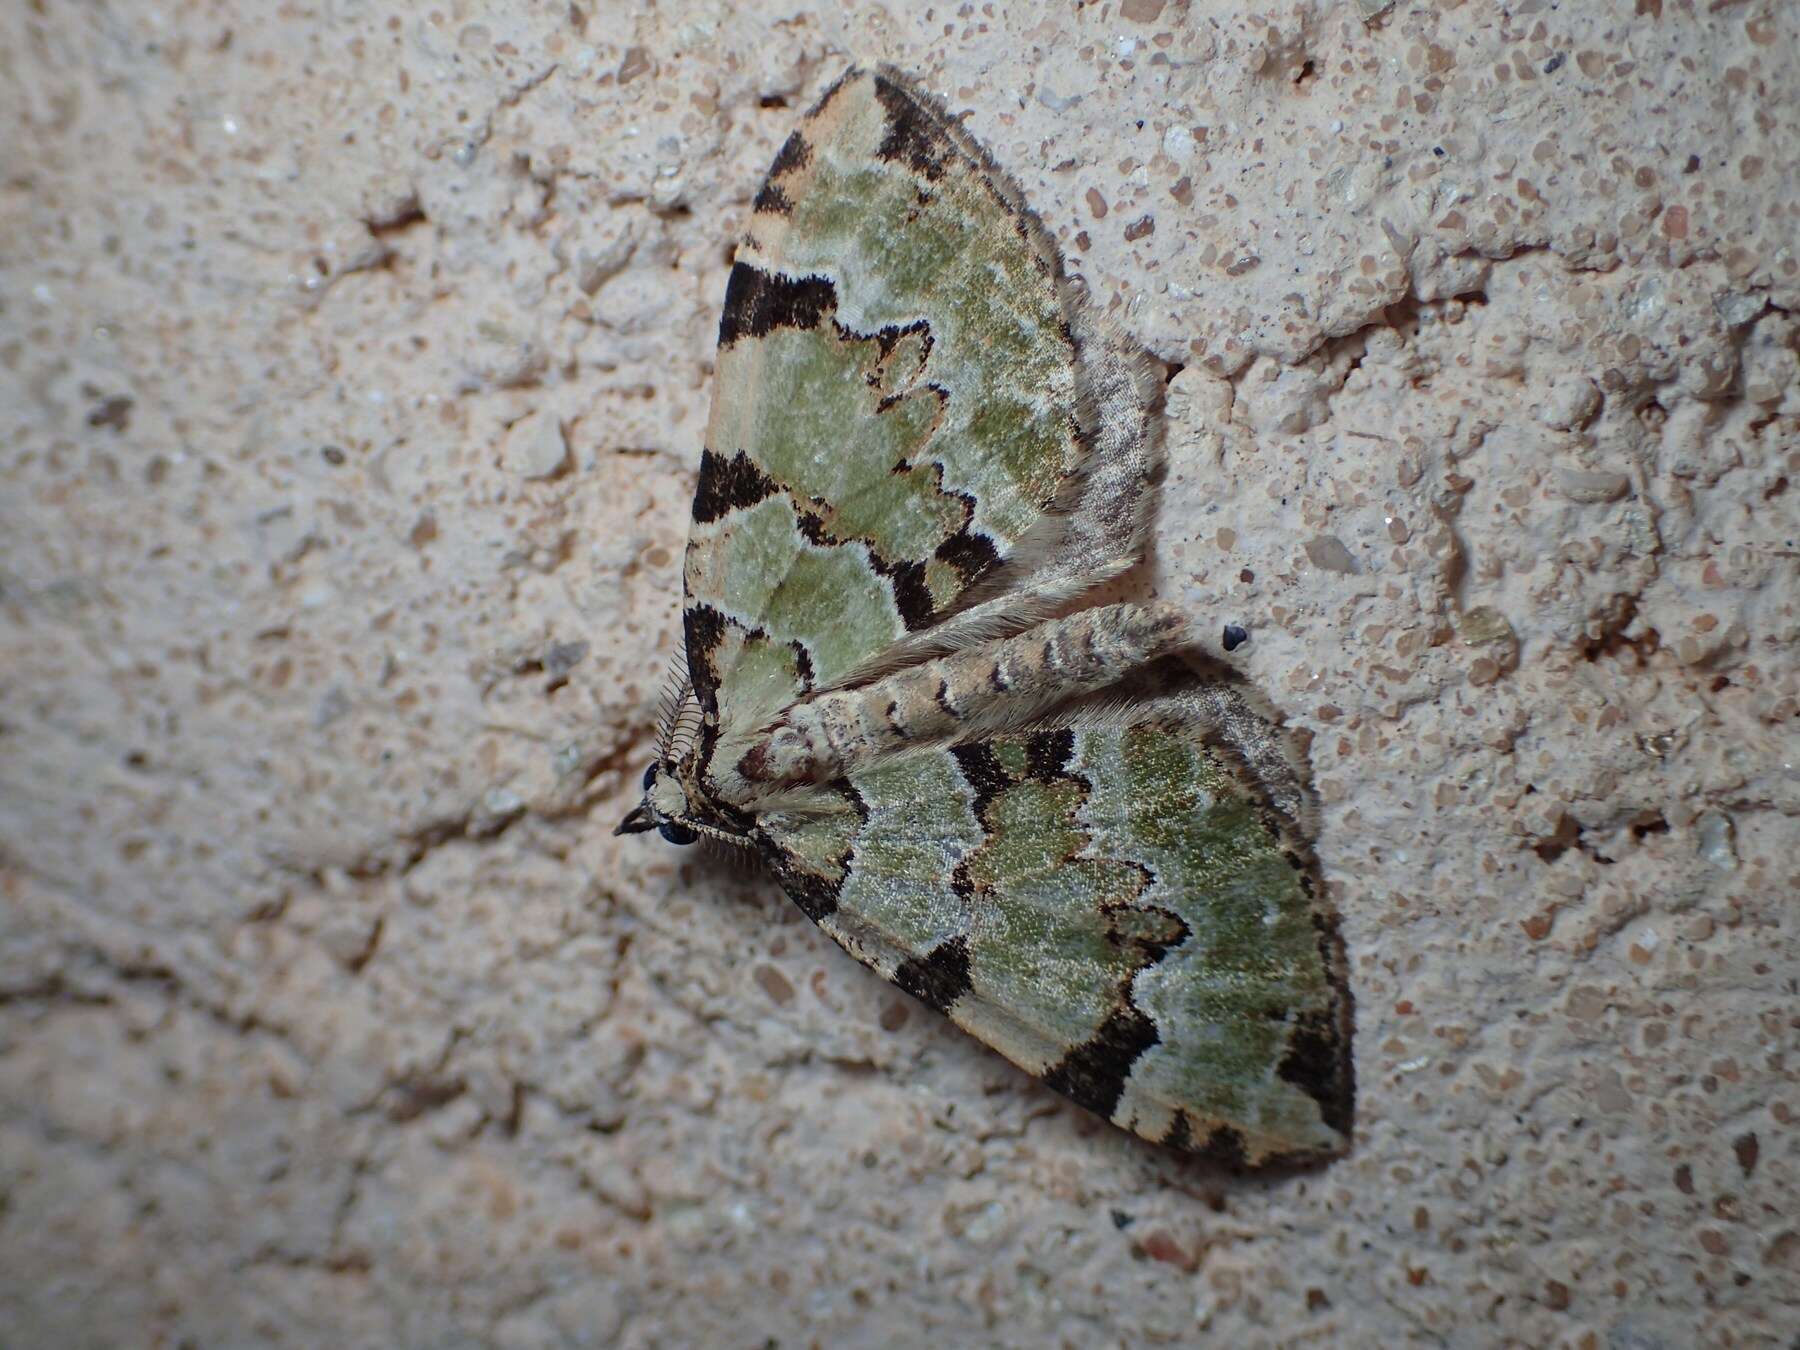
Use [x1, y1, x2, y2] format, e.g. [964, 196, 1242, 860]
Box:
[733, 602, 1188, 787]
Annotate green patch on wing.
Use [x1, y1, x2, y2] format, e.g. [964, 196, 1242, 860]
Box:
[715, 325, 961, 565]
[760, 796, 860, 888]
[830, 751, 985, 958]
[1075, 721, 1343, 1155]
[959, 774, 1148, 1052]
[697, 491, 905, 707]
[777, 119, 1078, 542]
[695, 620, 814, 739]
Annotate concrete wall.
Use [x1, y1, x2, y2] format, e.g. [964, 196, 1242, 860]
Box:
[3, 2, 1794, 1344]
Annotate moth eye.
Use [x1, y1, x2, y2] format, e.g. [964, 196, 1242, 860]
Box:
[642, 763, 658, 789]
[658, 821, 698, 847]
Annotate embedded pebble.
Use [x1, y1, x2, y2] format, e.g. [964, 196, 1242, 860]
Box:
[1304, 535, 1361, 575]
[1537, 376, 1602, 430]
[1557, 469, 1631, 503]
[504, 410, 569, 479]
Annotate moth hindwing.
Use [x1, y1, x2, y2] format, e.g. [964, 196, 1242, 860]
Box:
[617, 65, 1353, 1167]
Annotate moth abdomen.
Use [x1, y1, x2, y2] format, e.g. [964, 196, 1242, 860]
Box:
[736, 602, 1188, 785]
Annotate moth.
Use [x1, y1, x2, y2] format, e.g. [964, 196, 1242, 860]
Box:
[617, 66, 1353, 1166]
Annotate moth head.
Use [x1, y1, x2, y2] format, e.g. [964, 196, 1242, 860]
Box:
[615, 761, 700, 846]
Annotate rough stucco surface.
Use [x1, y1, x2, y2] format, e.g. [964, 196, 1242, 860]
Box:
[2, 0, 1796, 1344]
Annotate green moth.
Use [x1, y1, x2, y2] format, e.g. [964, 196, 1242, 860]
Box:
[617, 66, 1353, 1166]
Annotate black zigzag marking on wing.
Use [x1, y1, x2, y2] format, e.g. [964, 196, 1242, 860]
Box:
[692, 448, 780, 524]
[946, 742, 1010, 900]
[682, 602, 729, 719]
[887, 560, 935, 631]
[718, 264, 837, 347]
[1041, 1004, 1161, 1121]
[940, 729, 1189, 1130]
[753, 182, 793, 216]
[790, 640, 816, 693]
[1030, 718, 1169, 1124]
[871, 317, 933, 373]
[947, 742, 1010, 823]
[1198, 1124, 1248, 1169]
[871, 74, 951, 181]
[1102, 898, 1188, 965]
[765, 846, 842, 923]
[934, 524, 1000, 590]
[768, 128, 812, 180]
[1023, 727, 1076, 781]
[892, 935, 973, 1013]
[1160, 1110, 1194, 1153]
[1276, 1004, 1354, 1140]
[753, 130, 812, 215]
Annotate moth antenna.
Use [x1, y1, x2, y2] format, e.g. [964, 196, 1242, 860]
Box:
[665, 696, 704, 760]
[654, 654, 693, 762]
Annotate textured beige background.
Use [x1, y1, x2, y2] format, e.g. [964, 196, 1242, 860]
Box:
[3, 1, 1796, 1345]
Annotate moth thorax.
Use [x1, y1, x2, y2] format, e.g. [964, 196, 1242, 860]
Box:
[647, 767, 692, 822]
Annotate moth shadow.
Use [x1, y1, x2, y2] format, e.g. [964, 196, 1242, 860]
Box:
[687, 833, 773, 896]
[1033, 1080, 1360, 1185]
